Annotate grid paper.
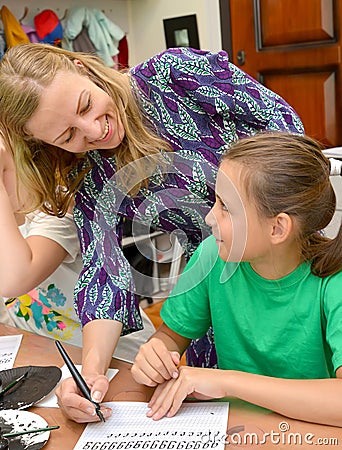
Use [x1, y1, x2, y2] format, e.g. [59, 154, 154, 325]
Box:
[73, 401, 229, 449]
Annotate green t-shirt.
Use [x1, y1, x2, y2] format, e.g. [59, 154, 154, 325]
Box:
[161, 235, 342, 379]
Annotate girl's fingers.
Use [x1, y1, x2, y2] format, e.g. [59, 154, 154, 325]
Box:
[147, 380, 175, 413]
[147, 340, 179, 379]
[149, 379, 187, 420]
[148, 377, 187, 419]
[148, 368, 209, 420]
[131, 364, 159, 387]
[170, 351, 180, 366]
[133, 339, 179, 384]
[133, 352, 170, 385]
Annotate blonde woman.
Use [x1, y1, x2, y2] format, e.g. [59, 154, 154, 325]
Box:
[0, 43, 303, 422]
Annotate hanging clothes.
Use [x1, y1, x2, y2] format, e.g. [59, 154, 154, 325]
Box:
[34, 9, 63, 46]
[72, 26, 97, 55]
[21, 24, 39, 44]
[63, 7, 125, 67]
[0, 5, 29, 47]
[117, 34, 129, 70]
[0, 30, 6, 59]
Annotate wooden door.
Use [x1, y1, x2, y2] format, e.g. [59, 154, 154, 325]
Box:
[219, 0, 342, 147]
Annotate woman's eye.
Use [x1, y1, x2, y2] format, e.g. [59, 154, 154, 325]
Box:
[65, 129, 75, 144]
[81, 97, 92, 114]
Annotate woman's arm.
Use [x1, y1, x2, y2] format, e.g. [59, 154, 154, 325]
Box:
[147, 366, 342, 426]
[132, 48, 304, 137]
[82, 319, 122, 377]
[54, 152, 148, 422]
[55, 319, 122, 423]
[73, 152, 144, 336]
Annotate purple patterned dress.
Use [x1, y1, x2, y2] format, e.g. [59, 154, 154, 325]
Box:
[73, 48, 304, 367]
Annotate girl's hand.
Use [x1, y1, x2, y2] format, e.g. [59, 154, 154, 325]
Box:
[131, 337, 180, 387]
[55, 375, 112, 423]
[146, 366, 228, 420]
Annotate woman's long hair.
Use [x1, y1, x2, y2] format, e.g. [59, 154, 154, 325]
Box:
[0, 43, 171, 216]
[223, 132, 342, 277]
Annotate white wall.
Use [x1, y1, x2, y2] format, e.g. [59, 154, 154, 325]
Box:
[127, 0, 222, 65]
[5, 1, 222, 67]
[325, 176, 342, 238]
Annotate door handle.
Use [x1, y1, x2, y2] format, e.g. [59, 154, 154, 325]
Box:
[236, 50, 245, 65]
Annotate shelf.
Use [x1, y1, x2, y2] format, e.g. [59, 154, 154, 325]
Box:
[122, 230, 164, 248]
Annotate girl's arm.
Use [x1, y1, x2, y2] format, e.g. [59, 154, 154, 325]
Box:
[0, 143, 70, 296]
[0, 181, 68, 297]
[147, 365, 342, 427]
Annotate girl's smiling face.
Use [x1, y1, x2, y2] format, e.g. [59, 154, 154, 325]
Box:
[26, 70, 125, 154]
[205, 160, 274, 264]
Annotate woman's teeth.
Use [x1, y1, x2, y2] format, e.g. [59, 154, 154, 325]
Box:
[100, 119, 109, 140]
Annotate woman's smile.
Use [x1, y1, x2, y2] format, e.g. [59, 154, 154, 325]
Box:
[96, 116, 110, 143]
[26, 71, 125, 153]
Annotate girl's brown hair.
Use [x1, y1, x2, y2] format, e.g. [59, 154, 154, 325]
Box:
[0, 43, 171, 216]
[223, 132, 342, 277]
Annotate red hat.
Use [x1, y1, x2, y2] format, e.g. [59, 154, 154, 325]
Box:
[34, 10, 63, 46]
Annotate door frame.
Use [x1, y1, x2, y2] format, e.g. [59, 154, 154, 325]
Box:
[219, 0, 233, 56]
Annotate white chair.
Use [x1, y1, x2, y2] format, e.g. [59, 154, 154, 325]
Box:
[155, 234, 184, 291]
[323, 147, 342, 238]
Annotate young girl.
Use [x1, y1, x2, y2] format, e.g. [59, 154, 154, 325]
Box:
[0, 43, 303, 422]
[0, 136, 155, 365]
[132, 132, 342, 427]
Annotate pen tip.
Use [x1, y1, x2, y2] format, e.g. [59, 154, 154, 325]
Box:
[97, 409, 105, 422]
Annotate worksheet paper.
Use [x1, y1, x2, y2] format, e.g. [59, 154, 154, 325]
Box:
[0, 334, 23, 369]
[73, 401, 229, 450]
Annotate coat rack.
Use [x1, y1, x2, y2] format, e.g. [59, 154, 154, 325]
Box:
[17, 6, 69, 23]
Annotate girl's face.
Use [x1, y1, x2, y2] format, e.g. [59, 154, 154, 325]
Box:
[26, 70, 125, 154]
[205, 160, 273, 264]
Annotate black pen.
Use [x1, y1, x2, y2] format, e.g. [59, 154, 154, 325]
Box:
[55, 340, 105, 422]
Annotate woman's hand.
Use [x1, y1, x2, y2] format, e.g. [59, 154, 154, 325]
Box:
[146, 366, 229, 420]
[55, 374, 112, 423]
[55, 319, 122, 422]
[131, 337, 180, 387]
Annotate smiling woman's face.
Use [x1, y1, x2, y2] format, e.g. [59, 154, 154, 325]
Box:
[26, 70, 125, 154]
